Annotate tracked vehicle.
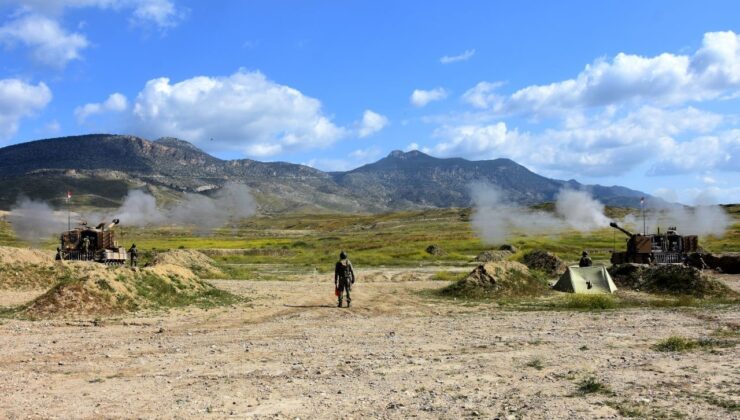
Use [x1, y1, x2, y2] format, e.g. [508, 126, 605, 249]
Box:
[609, 222, 699, 264]
[59, 219, 128, 265]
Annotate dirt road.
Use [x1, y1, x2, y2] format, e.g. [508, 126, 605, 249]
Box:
[0, 275, 738, 419]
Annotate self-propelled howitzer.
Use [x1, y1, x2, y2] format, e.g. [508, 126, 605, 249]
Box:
[609, 222, 699, 264]
[59, 219, 128, 265]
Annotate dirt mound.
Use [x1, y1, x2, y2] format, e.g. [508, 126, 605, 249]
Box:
[22, 261, 222, 318]
[688, 252, 740, 274]
[0, 246, 53, 265]
[521, 250, 566, 277]
[442, 261, 548, 298]
[609, 263, 737, 298]
[475, 250, 511, 262]
[151, 250, 225, 278]
[0, 263, 64, 290]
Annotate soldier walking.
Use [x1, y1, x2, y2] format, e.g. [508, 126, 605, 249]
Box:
[128, 243, 138, 268]
[334, 251, 355, 308]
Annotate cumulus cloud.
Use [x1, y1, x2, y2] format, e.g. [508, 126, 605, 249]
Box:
[465, 31, 740, 116]
[428, 106, 729, 177]
[440, 49, 475, 64]
[356, 109, 388, 138]
[410, 87, 448, 107]
[2, 0, 185, 28]
[462, 81, 504, 109]
[129, 70, 345, 156]
[0, 13, 88, 68]
[0, 78, 52, 140]
[74, 92, 128, 123]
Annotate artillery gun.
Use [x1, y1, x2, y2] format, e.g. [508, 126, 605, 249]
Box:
[59, 219, 128, 265]
[609, 222, 699, 265]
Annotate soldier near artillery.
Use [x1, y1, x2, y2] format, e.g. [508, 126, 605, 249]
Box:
[81, 237, 90, 260]
[579, 250, 593, 267]
[128, 243, 138, 267]
[334, 251, 355, 308]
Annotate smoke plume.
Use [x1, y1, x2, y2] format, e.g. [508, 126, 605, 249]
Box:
[624, 193, 731, 237]
[471, 183, 731, 244]
[471, 184, 615, 244]
[7, 183, 257, 244]
[6, 196, 67, 245]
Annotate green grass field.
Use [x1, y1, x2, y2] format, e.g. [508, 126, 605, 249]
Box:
[2, 205, 738, 272]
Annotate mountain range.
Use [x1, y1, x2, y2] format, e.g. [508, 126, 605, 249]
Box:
[0, 134, 649, 212]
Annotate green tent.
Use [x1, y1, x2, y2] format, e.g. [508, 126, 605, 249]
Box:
[553, 265, 617, 294]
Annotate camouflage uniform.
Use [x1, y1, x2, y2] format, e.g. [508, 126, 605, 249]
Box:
[579, 251, 592, 267]
[82, 237, 90, 260]
[334, 253, 355, 308]
[129, 244, 138, 267]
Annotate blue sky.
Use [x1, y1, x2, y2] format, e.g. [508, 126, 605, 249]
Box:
[1, 0, 739, 203]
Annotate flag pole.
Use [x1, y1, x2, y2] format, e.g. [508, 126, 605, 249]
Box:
[67, 191, 71, 231]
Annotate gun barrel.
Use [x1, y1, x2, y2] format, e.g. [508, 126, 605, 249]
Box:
[106, 218, 120, 230]
[609, 222, 633, 237]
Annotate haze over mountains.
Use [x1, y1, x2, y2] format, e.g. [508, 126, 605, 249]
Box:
[0, 134, 649, 212]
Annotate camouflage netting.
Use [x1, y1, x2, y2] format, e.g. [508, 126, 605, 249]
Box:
[608, 263, 737, 298]
[475, 250, 512, 263]
[442, 261, 549, 298]
[521, 250, 567, 277]
[687, 252, 740, 274]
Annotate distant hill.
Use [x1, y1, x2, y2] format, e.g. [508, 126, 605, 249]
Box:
[0, 134, 649, 212]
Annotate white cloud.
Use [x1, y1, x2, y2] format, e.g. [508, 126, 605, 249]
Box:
[357, 109, 388, 138]
[428, 106, 732, 177]
[0, 78, 52, 140]
[74, 92, 128, 122]
[467, 31, 740, 116]
[3, 0, 185, 28]
[129, 70, 345, 156]
[410, 87, 448, 107]
[0, 13, 88, 68]
[440, 49, 475, 64]
[462, 81, 504, 109]
[649, 130, 739, 175]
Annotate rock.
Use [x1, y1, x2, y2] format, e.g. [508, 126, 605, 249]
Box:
[426, 245, 443, 256]
[499, 244, 518, 253]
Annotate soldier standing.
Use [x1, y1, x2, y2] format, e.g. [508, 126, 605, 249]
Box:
[334, 251, 355, 308]
[82, 237, 90, 260]
[579, 250, 593, 267]
[128, 243, 138, 267]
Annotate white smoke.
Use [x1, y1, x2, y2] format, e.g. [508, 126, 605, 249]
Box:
[101, 182, 257, 231]
[629, 192, 731, 237]
[471, 183, 615, 244]
[472, 183, 731, 244]
[7, 183, 258, 244]
[6, 197, 67, 245]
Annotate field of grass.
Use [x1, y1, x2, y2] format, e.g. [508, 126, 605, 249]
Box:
[1, 205, 738, 273]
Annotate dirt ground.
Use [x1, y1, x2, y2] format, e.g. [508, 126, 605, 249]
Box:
[0, 270, 738, 419]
